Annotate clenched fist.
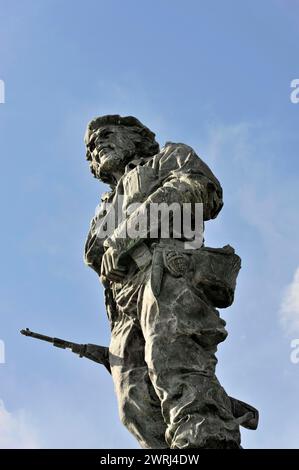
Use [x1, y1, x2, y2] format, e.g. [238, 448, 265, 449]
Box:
[101, 247, 128, 283]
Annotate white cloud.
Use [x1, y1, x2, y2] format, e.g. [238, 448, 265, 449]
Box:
[280, 267, 299, 335]
[0, 400, 40, 449]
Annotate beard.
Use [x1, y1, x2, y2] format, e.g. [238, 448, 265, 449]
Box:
[94, 147, 135, 184]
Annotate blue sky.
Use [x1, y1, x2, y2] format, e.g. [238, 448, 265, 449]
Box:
[0, 0, 299, 448]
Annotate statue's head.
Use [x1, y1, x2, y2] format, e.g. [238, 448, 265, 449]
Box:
[84, 115, 159, 185]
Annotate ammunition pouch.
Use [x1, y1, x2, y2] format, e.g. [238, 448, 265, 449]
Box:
[190, 245, 241, 308]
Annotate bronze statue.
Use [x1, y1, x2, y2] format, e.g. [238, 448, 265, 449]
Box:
[83, 115, 258, 449]
[21, 115, 258, 448]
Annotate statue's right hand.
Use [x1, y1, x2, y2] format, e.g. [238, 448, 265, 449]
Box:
[101, 247, 128, 283]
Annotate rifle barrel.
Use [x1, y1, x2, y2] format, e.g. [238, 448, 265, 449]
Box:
[20, 328, 54, 344]
[20, 328, 111, 372]
[21, 328, 76, 350]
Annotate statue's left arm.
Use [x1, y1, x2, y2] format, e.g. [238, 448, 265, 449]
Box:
[102, 144, 223, 274]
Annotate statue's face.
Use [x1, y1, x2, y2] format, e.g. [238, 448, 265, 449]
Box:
[86, 125, 137, 182]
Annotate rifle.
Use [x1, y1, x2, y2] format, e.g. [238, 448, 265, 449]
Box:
[20, 328, 258, 430]
[20, 328, 111, 373]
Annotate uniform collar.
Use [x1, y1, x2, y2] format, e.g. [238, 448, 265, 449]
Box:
[124, 156, 152, 173]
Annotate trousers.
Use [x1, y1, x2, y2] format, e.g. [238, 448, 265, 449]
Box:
[108, 255, 241, 449]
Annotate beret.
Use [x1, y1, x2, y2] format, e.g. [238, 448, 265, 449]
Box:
[84, 114, 156, 144]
